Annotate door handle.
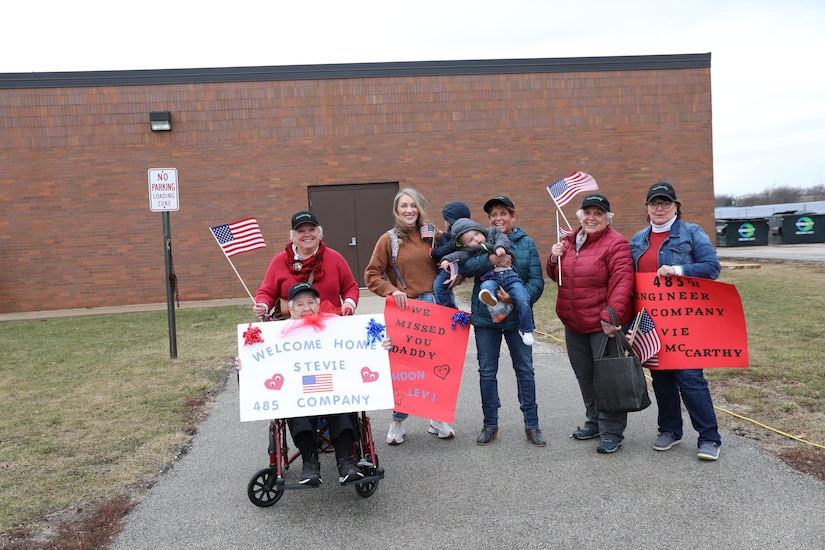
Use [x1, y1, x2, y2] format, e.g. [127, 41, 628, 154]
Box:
[348, 237, 357, 246]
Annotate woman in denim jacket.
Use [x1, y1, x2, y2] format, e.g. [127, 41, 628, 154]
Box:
[629, 182, 723, 461]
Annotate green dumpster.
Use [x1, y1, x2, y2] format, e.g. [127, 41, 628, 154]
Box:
[715, 218, 769, 247]
[769, 213, 825, 244]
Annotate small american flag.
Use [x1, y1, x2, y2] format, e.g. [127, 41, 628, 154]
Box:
[302, 374, 333, 394]
[627, 309, 661, 366]
[547, 171, 599, 208]
[420, 224, 435, 239]
[210, 218, 266, 257]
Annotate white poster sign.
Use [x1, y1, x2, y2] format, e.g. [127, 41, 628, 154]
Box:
[237, 314, 394, 422]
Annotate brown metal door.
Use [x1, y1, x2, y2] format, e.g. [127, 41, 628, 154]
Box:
[309, 183, 398, 287]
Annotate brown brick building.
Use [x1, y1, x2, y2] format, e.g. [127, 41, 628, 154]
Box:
[0, 54, 713, 314]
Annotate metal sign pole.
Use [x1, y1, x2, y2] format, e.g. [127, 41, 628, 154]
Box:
[149, 167, 179, 359]
[163, 211, 178, 358]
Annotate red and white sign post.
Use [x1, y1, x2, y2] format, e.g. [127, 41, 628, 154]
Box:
[148, 168, 179, 212]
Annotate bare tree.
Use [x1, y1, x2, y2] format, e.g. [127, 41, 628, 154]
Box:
[715, 184, 820, 206]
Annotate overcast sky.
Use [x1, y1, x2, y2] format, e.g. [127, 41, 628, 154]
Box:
[5, 0, 824, 197]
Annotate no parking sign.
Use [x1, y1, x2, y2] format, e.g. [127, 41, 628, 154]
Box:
[148, 168, 179, 211]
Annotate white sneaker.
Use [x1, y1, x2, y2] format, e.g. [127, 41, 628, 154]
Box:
[519, 331, 535, 346]
[479, 289, 498, 307]
[387, 420, 406, 445]
[428, 420, 456, 439]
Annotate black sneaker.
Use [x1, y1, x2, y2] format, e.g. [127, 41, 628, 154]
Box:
[336, 457, 364, 484]
[596, 438, 621, 454]
[571, 426, 600, 440]
[299, 459, 321, 486]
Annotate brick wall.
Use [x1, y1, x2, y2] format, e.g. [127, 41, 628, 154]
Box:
[0, 63, 713, 313]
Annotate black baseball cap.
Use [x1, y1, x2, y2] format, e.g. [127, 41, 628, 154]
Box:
[483, 195, 515, 213]
[287, 282, 320, 301]
[291, 210, 320, 229]
[646, 182, 678, 203]
[580, 193, 611, 212]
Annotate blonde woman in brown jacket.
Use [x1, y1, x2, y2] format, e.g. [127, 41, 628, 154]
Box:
[364, 187, 456, 445]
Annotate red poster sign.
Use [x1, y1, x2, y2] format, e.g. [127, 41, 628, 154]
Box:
[383, 297, 471, 423]
[633, 273, 749, 369]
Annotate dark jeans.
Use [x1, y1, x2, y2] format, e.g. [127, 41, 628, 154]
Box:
[433, 268, 457, 308]
[480, 268, 533, 333]
[474, 326, 539, 429]
[650, 368, 721, 446]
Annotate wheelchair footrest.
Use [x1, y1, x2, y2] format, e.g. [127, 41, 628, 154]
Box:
[341, 469, 385, 487]
[280, 482, 322, 491]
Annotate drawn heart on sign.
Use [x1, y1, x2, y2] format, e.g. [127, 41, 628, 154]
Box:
[433, 364, 450, 380]
[264, 374, 284, 390]
[361, 367, 380, 383]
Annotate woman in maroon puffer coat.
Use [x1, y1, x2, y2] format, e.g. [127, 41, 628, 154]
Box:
[547, 193, 634, 454]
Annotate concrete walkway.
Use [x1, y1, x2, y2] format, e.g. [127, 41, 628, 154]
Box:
[109, 293, 825, 550]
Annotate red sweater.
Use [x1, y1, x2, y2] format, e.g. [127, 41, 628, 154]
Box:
[256, 246, 359, 310]
[547, 226, 634, 333]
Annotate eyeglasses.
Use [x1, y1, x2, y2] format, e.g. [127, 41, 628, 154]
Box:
[647, 200, 673, 209]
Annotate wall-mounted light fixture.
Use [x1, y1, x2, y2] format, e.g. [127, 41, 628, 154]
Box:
[150, 111, 172, 132]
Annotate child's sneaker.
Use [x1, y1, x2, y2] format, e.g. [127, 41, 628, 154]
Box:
[479, 289, 498, 307]
[519, 331, 535, 346]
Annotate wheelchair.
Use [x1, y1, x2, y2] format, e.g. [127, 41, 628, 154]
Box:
[247, 412, 385, 507]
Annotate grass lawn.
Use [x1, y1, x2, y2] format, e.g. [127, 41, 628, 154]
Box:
[0, 305, 247, 543]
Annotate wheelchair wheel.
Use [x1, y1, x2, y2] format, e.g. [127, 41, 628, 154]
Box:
[248, 468, 283, 507]
[354, 477, 379, 498]
[354, 462, 380, 498]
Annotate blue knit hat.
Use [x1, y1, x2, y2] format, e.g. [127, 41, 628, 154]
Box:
[442, 201, 471, 224]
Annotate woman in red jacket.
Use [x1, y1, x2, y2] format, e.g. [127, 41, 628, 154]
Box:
[547, 193, 634, 454]
[254, 210, 360, 319]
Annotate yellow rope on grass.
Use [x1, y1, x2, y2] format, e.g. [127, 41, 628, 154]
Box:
[713, 405, 825, 450]
[534, 328, 564, 343]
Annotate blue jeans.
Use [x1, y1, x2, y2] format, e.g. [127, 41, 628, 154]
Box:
[650, 368, 721, 446]
[474, 326, 539, 429]
[480, 269, 533, 333]
[392, 293, 436, 422]
[433, 269, 457, 308]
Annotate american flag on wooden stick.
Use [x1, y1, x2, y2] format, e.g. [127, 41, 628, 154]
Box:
[420, 223, 435, 239]
[547, 171, 599, 208]
[210, 218, 266, 257]
[627, 309, 661, 366]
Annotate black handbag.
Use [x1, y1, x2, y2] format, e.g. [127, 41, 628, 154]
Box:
[592, 306, 652, 414]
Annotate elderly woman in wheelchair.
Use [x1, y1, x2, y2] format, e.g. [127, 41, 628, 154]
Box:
[236, 282, 391, 489]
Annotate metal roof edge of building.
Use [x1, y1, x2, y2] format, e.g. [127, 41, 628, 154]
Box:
[0, 53, 711, 89]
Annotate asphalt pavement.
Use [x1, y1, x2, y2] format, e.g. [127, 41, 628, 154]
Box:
[110, 289, 825, 550]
